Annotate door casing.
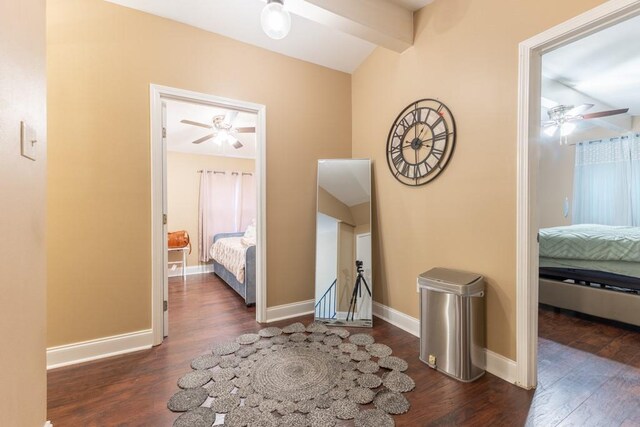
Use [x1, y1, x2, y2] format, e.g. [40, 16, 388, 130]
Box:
[150, 84, 268, 345]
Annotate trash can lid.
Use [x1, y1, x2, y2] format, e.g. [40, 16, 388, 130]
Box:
[418, 267, 484, 295]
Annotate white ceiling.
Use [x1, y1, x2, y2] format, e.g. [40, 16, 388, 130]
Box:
[165, 99, 256, 158]
[388, 0, 433, 11]
[318, 159, 370, 207]
[104, 0, 432, 73]
[543, 14, 640, 115]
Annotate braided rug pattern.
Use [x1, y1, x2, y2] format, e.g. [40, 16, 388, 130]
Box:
[167, 322, 414, 426]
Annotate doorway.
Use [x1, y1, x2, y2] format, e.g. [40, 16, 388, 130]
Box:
[150, 85, 267, 345]
[516, 0, 640, 389]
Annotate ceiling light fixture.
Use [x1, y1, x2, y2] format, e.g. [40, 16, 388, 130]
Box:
[560, 122, 576, 137]
[261, 0, 291, 40]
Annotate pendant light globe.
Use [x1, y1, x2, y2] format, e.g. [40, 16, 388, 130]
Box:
[261, 0, 291, 40]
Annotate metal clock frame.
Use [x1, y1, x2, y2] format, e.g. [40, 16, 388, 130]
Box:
[385, 98, 457, 186]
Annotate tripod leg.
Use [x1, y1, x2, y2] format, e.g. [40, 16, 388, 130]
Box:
[352, 276, 365, 320]
[360, 276, 372, 297]
[347, 276, 360, 321]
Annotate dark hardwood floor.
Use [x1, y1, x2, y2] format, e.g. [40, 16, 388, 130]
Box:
[47, 275, 640, 426]
[530, 305, 640, 427]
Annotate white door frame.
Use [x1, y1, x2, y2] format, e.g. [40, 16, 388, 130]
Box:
[515, 0, 640, 389]
[150, 84, 268, 345]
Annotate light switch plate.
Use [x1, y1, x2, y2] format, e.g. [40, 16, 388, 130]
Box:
[21, 121, 37, 161]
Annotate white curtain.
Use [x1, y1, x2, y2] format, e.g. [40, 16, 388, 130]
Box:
[631, 136, 640, 225]
[198, 171, 256, 262]
[572, 134, 640, 226]
[236, 173, 256, 232]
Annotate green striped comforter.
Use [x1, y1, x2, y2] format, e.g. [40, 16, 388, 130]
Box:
[539, 224, 640, 262]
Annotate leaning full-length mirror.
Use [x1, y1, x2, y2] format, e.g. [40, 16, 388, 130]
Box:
[315, 159, 372, 327]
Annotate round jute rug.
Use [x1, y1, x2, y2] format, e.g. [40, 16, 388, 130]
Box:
[168, 322, 414, 426]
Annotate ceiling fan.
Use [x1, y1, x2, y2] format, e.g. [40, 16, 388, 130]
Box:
[180, 111, 255, 148]
[542, 103, 629, 138]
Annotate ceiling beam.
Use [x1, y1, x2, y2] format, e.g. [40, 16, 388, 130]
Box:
[283, 0, 414, 52]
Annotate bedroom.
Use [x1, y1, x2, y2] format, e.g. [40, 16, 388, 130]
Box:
[535, 12, 640, 407]
[164, 97, 259, 332]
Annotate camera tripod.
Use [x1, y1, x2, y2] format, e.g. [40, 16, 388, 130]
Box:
[347, 260, 372, 321]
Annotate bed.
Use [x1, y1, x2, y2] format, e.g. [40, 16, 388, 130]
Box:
[210, 232, 256, 306]
[539, 224, 640, 326]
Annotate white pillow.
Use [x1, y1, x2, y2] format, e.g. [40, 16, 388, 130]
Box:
[244, 224, 256, 240]
[241, 236, 256, 247]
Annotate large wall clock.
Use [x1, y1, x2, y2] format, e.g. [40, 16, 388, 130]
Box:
[386, 99, 457, 186]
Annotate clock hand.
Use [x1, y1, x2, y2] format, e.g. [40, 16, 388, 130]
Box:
[419, 133, 440, 147]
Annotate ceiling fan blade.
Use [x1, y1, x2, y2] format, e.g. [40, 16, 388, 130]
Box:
[231, 138, 244, 149]
[541, 121, 557, 127]
[181, 119, 212, 129]
[192, 134, 214, 144]
[235, 127, 256, 133]
[581, 108, 629, 120]
[567, 104, 594, 116]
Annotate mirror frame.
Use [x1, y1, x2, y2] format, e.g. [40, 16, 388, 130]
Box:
[314, 158, 372, 328]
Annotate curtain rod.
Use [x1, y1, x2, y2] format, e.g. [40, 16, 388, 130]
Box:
[197, 170, 253, 176]
[570, 132, 640, 146]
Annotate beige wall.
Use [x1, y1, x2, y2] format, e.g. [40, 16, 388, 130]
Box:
[337, 222, 356, 311]
[351, 202, 371, 235]
[633, 116, 640, 131]
[352, 0, 605, 359]
[0, 0, 47, 424]
[47, 0, 351, 347]
[167, 152, 255, 266]
[318, 187, 355, 225]
[538, 142, 575, 228]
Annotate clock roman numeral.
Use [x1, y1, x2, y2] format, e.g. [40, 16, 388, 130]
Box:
[432, 115, 444, 129]
[434, 131, 448, 142]
[412, 108, 421, 123]
[392, 152, 404, 169]
[401, 162, 410, 177]
[431, 147, 444, 160]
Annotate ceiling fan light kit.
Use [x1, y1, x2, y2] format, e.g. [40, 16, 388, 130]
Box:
[261, 0, 291, 40]
[560, 122, 576, 137]
[180, 111, 256, 149]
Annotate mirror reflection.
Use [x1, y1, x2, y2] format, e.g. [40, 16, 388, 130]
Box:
[315, 159, 372, 327]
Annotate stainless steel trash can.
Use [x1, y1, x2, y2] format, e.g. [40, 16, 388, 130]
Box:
[418, 267, 485, 382]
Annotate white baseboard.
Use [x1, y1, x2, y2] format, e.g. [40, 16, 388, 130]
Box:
[168, 263, 213, 278]
[485, 348, 517, 384]
[266, 299, 315, 323]
[47, 329, 153, 370]
[372, 301, 517, 384]
[372, 301, 420, 336]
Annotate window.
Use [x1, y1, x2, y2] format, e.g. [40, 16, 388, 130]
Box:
[573, 134, 640, 226]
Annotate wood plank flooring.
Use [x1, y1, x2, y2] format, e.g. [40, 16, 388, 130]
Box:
[47, 275, 640, 426]
[530, 305, 640, 427]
